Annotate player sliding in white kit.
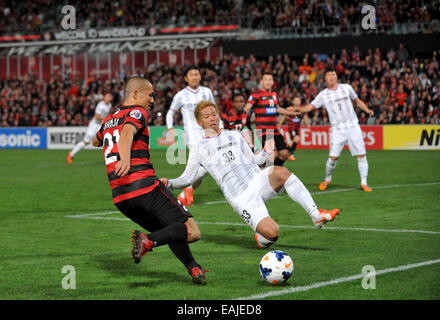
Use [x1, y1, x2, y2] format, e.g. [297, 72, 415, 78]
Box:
[295, 68, 374, 192]
[166, 66, 217, 206]
[68, 92, 113, 164]
[161, 100, 340, 249]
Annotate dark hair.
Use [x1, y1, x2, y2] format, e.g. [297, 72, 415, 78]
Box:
[324, 68, 336, 77]
[261, 71, 273, 78]
[184, 65, 200, 76]
[232, 92, 244, 101]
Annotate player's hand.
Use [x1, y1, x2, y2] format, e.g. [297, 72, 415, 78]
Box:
[263, 139, 275, 154]
[367, 109, 374, 117]
[114, 159, 131, 177]
[167, 128, 177, 142]
[160, 177, 168, 187]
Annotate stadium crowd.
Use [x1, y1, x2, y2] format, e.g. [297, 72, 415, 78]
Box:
[0, 45, 439, 127]
[1, 0, 438, 34]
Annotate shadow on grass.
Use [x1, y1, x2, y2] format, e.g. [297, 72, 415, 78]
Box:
[93, 254, 191, 286]
[201, 233, 330, 252]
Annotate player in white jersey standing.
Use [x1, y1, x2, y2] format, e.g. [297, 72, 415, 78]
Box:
[166, 66, 216, 206]
[68, 92, 113, 164]
[295, 68, 374, 191]
[161, 101, 340, 249]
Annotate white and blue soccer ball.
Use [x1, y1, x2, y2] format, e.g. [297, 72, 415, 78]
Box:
[259, 250, 294, 284]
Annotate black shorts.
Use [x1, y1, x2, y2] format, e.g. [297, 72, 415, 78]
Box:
[115, 182, 192, 233]
[288, 125, 301, 137]
[259, 129, 288, 152]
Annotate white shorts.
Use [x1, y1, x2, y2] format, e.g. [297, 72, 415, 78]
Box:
[84, 123, 101, 143]
[229, 166, 282, 231]
[329, 125, 366, 157]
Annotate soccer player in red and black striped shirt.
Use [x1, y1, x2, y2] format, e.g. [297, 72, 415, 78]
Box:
[92, 77, 207, 284]
[244, 73, 298, 166]
[221, 94, 250, 132]
[277, 96, 310, 161]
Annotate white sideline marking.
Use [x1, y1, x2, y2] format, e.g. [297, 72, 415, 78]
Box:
[65, 213, 440, 235]
[201, 181, 440, 205]
[235, 258, 440, 300]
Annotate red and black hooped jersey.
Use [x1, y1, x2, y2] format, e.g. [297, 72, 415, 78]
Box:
[221, 109, 250, 131]
[247, 89, 280, 136]
[96, 105, 159, 204]
[287, 115, 302, 130]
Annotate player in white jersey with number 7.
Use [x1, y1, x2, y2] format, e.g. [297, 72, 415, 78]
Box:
[295, 68, 374, 192]
[161, 101, 339, 249]
[166, 66, 216, 207]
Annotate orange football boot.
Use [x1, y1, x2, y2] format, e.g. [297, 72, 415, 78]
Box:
[67, 152, 73, 164]
[319, 180, 330, 191]
[184, 187, 194, 204]
[313, 208, 340, 229]
[360, 184, 373, 192]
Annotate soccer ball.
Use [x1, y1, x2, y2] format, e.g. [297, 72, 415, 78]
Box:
[259, 250, 294, 284]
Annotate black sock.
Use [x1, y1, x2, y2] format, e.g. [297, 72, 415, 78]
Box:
[290, 142, 297, 154]
[274, 157, 285, 166]
[148, 223, 187, 247]
[168, 243, 199, 271]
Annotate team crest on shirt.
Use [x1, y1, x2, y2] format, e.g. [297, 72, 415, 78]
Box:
[129, 110, 142, 119]
[202, 94, 207, 100]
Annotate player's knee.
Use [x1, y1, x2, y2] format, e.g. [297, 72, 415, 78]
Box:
[187, 228, 201, 243]
[274, 166, 291, 183]
[293, 136, 300, 143]
[278, 150, 289, 160]
[185, 221, 201, 243]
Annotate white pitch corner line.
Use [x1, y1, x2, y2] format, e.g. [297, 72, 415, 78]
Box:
[234, 258, 440, 300]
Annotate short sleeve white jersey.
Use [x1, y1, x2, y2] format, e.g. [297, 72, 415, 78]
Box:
[166, 86, 215, 141]
[169, 130, 269, 203]
[89, 100, 112, 127]
[311, 83, 359, 130]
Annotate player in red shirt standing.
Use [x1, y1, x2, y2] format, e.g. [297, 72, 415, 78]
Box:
[277, 97, 310, 161]
[92, 77, 207, 284]
[221, 93, 255, 149]
[244, 73, 298, 166]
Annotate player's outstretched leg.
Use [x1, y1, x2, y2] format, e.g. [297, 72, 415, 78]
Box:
[130, 222, 193, 264]
[268, 166, 340, 228]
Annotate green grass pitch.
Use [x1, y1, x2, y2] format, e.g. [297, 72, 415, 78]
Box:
[0, 148, 439, 300]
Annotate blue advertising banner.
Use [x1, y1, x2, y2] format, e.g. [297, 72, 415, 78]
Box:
[0, 128, 47, 149]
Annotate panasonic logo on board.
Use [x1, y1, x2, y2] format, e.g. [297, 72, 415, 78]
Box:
[0, 130, 41, 147]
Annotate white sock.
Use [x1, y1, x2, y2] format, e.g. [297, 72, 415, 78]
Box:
[284, 173, 319, 220]
[357, 156, 369, 185]
[71, 141, 86, 157]
[325, 158, 337, 182]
